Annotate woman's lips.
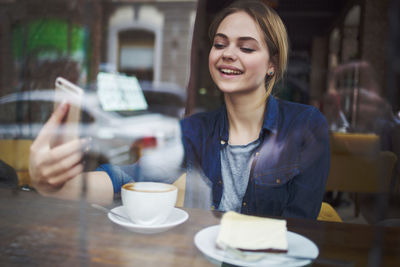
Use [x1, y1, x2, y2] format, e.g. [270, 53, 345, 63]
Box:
[218, 66, 243, 75]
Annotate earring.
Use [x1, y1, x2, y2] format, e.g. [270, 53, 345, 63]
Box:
[269, 71, 274, 76]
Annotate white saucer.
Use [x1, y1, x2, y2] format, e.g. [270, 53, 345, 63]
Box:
[108, 206, 189, 234]
[194, 225, 319, 267]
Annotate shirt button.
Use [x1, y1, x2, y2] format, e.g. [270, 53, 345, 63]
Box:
[219, 180, 223, 184]
[221, 140, 226, 145]
[276, 178, 281, 184]
[255, 152, 260, 156]
[242, 202, 247, 206]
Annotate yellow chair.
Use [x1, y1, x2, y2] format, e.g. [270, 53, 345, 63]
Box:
[173, 173, 186, 207]
[317, 202, 342, 222]
[0, 139, 33, 186]
[326, 132, 397, 216]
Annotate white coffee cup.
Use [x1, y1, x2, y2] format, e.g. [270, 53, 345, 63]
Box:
[121, 182, 178, 225]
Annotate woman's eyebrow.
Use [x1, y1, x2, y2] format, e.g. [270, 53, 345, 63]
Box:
[215, 33, 258, 43]
[238, 36, 258, 43]
[214, 33, 228, 39]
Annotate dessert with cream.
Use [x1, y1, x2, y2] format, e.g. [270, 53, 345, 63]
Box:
[216, 211, 288, 253]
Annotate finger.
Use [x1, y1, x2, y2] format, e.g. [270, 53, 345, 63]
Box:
[34, 102, 70, 146]
[30, 138, 88, 185]
[41, 148, 84, 179]
[32, 138, 85, 180]
[47, 163, 84, 188]
[41, 138, 88, 167]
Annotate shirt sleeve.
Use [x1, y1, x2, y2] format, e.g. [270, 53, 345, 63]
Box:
[282, 108, 330, 219]
[95, 164, 139, 195]
[95, 138, 185, 196]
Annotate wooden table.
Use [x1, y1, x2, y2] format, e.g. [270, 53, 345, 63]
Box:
[0, 188, 399, 267]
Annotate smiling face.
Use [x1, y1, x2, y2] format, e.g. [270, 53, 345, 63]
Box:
[208, 11, 274, 95]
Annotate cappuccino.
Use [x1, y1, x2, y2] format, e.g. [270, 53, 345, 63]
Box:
[121, 182, 177, 225]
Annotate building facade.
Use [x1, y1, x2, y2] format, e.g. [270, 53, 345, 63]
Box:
[0, 0, 197, 96]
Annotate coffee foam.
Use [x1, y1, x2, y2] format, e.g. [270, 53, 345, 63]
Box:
[122, 182, 176, 193]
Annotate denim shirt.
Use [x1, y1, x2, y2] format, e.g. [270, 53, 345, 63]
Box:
[180, 96, 330, 219]
[98, 96, 330, 219]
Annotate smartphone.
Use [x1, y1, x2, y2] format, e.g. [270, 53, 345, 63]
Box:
[52, 77, 84, 147]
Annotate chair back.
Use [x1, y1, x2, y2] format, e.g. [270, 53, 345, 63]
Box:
[326, 132, 397, 193]
[0, 139, 33, 186]
[173, 173, 186, 207]
[317, 202, 342, 222]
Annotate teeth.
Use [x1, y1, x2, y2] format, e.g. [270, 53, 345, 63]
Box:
[220, 68, 242, 75]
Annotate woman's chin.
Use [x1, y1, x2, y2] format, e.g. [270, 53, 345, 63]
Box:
[216, 82, 245, 94]
[218, 85, 260, 95]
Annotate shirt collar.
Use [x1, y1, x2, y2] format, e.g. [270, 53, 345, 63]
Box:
[219, 96, 279, 142]
[262, 96, 279, 134]
[219, 104, 229, 143]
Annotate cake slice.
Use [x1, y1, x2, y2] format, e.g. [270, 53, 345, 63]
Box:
[216, 211, 288, 253]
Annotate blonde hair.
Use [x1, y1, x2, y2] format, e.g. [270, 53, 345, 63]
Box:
[209, 0, 289, 96]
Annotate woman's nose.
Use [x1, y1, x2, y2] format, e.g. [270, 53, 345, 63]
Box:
[222, 46, 237, 61]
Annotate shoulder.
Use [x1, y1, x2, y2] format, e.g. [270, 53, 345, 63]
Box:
[179, 108, 224, 160]
[180, 108, 223, 135]
[275, 98, 327, 127]
[275, 98, 317, 114]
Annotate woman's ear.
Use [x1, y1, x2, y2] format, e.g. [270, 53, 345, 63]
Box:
[267, 65, 275, 76]
[267, 55, 278, 76]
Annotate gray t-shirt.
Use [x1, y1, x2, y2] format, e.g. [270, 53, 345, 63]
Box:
[219, 139, 260, 212]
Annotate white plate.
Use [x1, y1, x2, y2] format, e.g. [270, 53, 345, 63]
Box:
[194, 225, 318, 267]
[108, 206, 189, 234]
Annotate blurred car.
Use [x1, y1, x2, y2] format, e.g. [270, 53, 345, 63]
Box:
[0, 89, 182, 167]
[140, 80, 187, 119]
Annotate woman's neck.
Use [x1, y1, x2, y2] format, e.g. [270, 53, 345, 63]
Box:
[224, 92, 268, 145]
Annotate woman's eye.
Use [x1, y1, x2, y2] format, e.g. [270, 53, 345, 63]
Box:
[213, 43, 225, 49]
[240, 47, 255, 53]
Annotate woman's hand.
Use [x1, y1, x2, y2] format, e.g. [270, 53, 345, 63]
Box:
[29, 102, 87, 196]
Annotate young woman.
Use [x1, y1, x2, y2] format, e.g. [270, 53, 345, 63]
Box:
[29, 0, 330, 219]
